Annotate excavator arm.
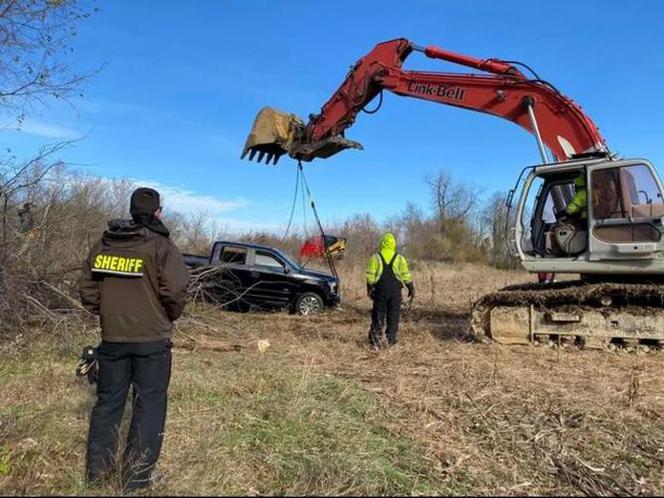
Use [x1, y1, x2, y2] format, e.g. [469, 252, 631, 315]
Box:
[242, 38, 608, 164]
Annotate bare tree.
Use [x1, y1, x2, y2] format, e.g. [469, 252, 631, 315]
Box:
[0, 0, 96, 118]
[391, 202, 429, 258]
[418, 170, 487, 262]
[0, 0, 96, 249]
[0, 141, 71, 261]
[481, 191, 518, 269]
[425, 170, 478, 227]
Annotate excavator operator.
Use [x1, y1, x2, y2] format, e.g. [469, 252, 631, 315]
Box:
[565, 175, 588, 227]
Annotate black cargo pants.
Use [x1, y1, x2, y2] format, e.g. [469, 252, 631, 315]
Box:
[86, 339, 172, 489]
[369, 291, 402, 346]
[369, 253, 403, 347]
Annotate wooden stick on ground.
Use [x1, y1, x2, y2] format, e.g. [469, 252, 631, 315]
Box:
[172, 335, 247, 353]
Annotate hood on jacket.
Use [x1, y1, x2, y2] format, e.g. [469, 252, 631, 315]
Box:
[132, 213, 171, 237]
[378, 232, 397, 261]
[104, 219, 144, 240]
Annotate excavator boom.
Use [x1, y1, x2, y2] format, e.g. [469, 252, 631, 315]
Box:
[242, 38, 608, 164]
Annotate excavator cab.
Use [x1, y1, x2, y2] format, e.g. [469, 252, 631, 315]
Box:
[513, 157, 664, 275]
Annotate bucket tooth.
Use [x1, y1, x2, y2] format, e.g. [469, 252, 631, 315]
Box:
[257, 151, 266, 163]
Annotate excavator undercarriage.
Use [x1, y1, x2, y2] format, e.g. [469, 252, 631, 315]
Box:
[470, 281, 664, 351]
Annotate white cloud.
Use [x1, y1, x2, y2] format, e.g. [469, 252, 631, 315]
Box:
[78, 174, 279, 234]
[136, 181, 286, 234]
[131, 179, 249, 216]
[0, 117, 81, 140]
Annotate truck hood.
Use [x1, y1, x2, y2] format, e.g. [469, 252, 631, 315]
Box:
[297, 268, 337, 282]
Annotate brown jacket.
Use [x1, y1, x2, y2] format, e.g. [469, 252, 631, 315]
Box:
[79, 219, 190, 343]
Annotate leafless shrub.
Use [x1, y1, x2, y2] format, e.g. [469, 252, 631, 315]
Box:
[0, 151, 135, 336]
[0, 0, 97, 337]
[169, 209, 230, 256]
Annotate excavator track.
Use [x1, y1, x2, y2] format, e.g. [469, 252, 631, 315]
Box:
[470, 280, 664, 351]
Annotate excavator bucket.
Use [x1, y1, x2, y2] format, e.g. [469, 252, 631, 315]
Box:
[242, 106, 364, 164]
[241, 107, 304, 165]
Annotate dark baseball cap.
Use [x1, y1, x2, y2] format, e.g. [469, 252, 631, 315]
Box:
[130, 187, 161, 217]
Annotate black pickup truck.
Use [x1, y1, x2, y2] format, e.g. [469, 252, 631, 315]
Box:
[184, 240, 340, 315]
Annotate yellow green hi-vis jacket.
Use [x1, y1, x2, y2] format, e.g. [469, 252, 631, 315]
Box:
[566, 189, 587, 218]
[365, 233, 413, 285]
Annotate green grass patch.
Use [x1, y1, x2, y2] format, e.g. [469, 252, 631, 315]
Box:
[164, 363, 449, 495]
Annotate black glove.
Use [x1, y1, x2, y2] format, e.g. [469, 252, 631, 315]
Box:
[406, 282, 415, 300]
[367, 284, 375, 300]
[76, 345, 99, 385]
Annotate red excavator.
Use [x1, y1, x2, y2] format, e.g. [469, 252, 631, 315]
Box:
[243, 38, 664, 350]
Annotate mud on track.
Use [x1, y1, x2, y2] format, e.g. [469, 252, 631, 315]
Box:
[470, 280, 664, 349]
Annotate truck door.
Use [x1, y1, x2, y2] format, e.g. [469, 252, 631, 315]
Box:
[210, 245, 253, 308]
[245, 249, 297, 308]
[588, 161, 664, 261]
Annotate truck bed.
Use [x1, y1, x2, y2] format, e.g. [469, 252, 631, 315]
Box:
[182, 253, 209, 269]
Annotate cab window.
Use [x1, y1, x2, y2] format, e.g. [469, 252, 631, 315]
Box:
[522, 176, 576, 255]
[591, 168, 623, 219]
[254, 250, 285, 270]
[623, 164, 664, 217]
[218, 246, 248, 265]
[591, 164, 664, 220]
[591, 164, 663, 244]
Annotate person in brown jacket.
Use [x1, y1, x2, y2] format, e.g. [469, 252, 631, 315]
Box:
[79, 187, 189, 491]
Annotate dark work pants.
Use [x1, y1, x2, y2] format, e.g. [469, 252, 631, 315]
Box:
[369, 292, 402, 346]
[86, 339, 172, 489]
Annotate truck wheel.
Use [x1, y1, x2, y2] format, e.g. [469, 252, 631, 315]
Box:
[295, 292, 324, 315]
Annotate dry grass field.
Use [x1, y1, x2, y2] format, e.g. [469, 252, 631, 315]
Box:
[1, 261, 663, 496]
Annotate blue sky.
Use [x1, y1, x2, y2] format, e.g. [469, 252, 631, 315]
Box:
[3, 0, 664, 233]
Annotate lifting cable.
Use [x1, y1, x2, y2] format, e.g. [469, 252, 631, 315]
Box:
[300, 165, 308, 239]
[281, 160, 339, 280]
[297, 160, 339, 280]
[282, 164, 301, 240]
